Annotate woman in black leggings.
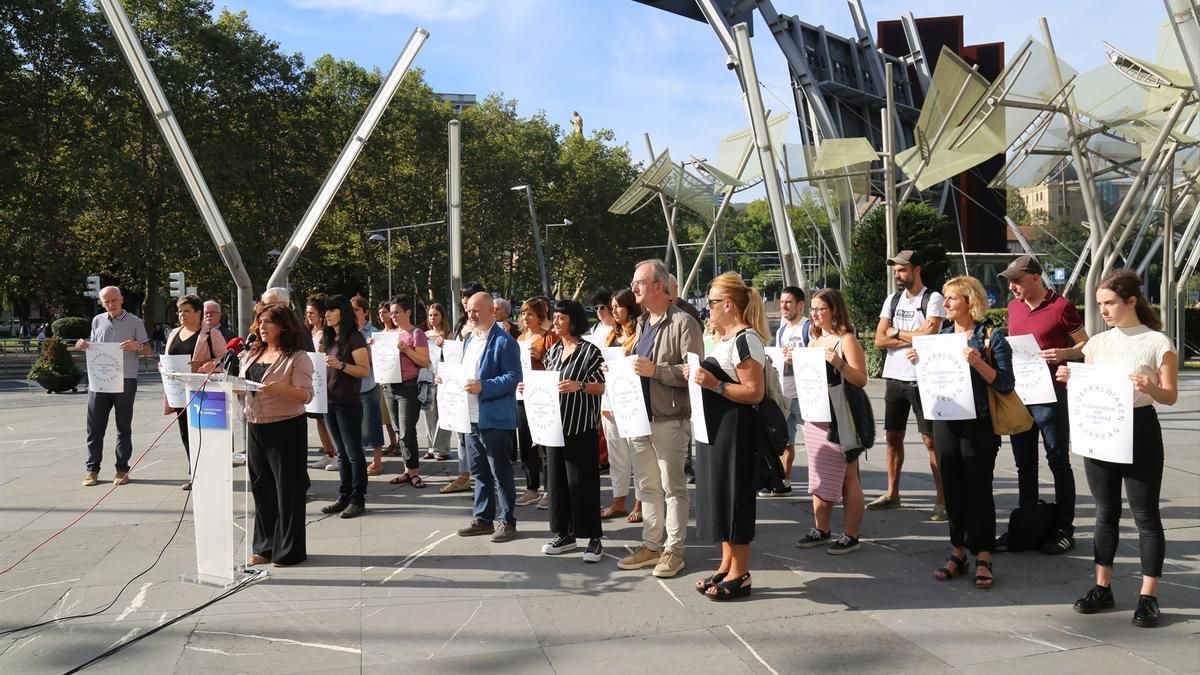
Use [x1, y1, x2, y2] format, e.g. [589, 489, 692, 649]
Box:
[1058, 271, 1178, 628]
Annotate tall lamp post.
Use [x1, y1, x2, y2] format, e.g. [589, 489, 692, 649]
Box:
[511, 184, 550, 296]
[544, 219, 572, 297]
[366, 219, 444, 299]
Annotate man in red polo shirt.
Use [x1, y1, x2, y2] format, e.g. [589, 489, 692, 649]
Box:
[1001, 255, 1089, 554]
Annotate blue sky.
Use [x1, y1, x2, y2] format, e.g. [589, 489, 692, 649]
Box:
[210, 0, 1164, 172]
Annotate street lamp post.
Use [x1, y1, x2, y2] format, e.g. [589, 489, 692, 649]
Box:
[544, 219, 572, 296]
[512, 184, 550, 296]
[365, 219, 445, 299]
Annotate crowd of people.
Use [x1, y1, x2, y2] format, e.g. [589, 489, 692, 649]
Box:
[76, 251, 1180, 624]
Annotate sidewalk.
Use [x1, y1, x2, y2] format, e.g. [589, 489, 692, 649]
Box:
[1, 374, 1197, 673]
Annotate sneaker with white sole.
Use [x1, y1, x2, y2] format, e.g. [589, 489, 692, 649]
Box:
[491, 523, 518, 543]
[324, 457, 341, 472]
[310, 454, 334, 469]
[617, 546, 660, 570]
[231, 452, 246, 467]
[582, 538, 603, 563]
[536, 493, 550, 510]
[828, 534, 861, 555]
[930, 504, 948, 522]
[516, 490, 541, 507]
[796, 527, 832, 548]
[82, 472, 99, 487]
[652, 551, 685, 578]
[541, 535, 577, 555]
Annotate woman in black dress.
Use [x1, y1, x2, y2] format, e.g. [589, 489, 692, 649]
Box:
[686, 272, 768, 601]
[162, 294, 227, 490]
[536, 300, 607, 563]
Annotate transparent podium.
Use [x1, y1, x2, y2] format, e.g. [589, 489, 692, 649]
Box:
[163, 371, 263, 587]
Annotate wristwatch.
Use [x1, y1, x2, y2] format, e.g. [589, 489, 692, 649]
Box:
[714, 381, 727, 396]
[887, 327, 900, 338]
[339, 361, 347, 371]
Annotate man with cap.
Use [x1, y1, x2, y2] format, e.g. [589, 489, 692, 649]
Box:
[871, 250, 947, 519]
[1001, 254, 1088, 554]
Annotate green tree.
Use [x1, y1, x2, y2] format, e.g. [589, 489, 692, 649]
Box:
[843, 202, 950, 332]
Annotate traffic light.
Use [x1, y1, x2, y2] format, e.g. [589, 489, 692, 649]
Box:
[84, 275, 101, 298]
[168, 272, 186, 298]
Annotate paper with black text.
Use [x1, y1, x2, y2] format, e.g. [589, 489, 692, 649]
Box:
[304, 351, 327, 414]
[86, 342, 124, 393]
[371, 332, 404, 384]
[523, 370, 565, 446]
[440, 339, 463, 366]
[1006, 333, 1057, 405]
[1068, 363, 1134, 463]
[791, 347, 832, 423]
[435, 362, 471, 433]
[604, 354, 650, 438]
[159, 355, 191, 407]
[913, 332, 976, 420]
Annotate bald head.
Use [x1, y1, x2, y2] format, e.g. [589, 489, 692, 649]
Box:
[466, 292, 495, 333]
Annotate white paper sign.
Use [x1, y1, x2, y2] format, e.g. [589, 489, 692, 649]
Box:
[597, 347, 625, 413]
[440, 339, 464, 366]
[436, 362, 471, 433]
[913, 332, 976, 420]
[159, 355, 191, 408]
[371, 332, 404, 384]
[1068, 363, 1134, 463]
[763, 345, 792, 398]
[516, 342, 533, 400]
[604, 355, 651, 439]
[686, 353, 709, 444]
[86, 342, 124, 393]
[304, 351, 327, 415]
[428, 341, 442, 374]
[1006, 334, 1057, 405]
[523, 370, 565, 446]
[791, 347, 831, 423]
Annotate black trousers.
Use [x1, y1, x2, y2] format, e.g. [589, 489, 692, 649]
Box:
[326, 401, 367, 505]
[384, 380, 421, 470]
[248, 415, 308, 565]
[86, 378, 138, 473]
[1085, 406, 1165, 578]
[547, 429, 603, 540]
[933, 417, 1000, 555]
[517, 402, 544, 491]
[172, 408, 190, 466]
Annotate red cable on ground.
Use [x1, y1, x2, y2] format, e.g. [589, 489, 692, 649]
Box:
[0, 370, 218, 575]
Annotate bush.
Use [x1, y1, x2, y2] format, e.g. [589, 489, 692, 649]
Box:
[859, 335, 884, 378]
[52, 316, 90, 340]
[986, 308, 1008, 331]
[1186, 307, 1199, 358]
[843, 202, 950, 332]
[27, 337, 82, 379]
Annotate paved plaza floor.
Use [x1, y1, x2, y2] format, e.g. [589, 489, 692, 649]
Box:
[1, 374, 1197, 673]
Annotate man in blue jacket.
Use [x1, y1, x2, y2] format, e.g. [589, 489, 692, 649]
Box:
[456, 292, 523, 542]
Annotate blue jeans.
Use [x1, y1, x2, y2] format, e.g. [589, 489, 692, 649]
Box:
[1010, 388, 1075, 534]
[467, 424, 517, 526]
[326, 401, 366, 505]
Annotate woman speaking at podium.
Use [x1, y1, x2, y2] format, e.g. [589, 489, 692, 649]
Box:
[241, 303, 314, 567]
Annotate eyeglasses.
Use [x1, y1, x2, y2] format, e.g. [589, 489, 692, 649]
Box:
[630, 279, 654, 289]
[810, 306, 830, 314]
[707, 298, 725, 306]
[593, 306, 609, 313]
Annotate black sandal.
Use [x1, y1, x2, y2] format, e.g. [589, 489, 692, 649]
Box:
[975, 559, 994, 589]
[706, 572, 751, 601]
[934, 554, 967, 581]
[695, 571, 727, 594]
[410, 475, 427, 489]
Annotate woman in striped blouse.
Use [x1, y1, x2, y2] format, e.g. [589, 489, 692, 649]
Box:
[539, 299, 607, 563]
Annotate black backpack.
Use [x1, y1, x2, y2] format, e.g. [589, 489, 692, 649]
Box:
[1002, 501, 1057, 551]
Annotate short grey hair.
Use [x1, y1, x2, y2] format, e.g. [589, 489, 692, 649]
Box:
[203, 300, 221, 312]
[261, 287, 291, 304]
[494, 298, 512, 315]
[636, 259, 670, 286]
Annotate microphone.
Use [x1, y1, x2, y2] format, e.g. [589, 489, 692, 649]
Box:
[221, 336, 246, 375]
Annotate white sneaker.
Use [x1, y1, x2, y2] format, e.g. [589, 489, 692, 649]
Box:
[536, 493, 550, 510]
[324, 457, 340, 472]
[310, 454, 334, 469]
[231, 452, 246, 467]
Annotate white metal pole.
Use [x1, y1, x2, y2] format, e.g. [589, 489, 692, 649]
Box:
[884, 63, 898, 299]
[448, 120, 462, 328]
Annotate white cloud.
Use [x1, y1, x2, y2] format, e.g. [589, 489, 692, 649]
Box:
[289, 0, 487, 22]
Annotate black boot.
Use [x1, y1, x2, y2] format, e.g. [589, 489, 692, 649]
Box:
[1133, 594, 1160, 627]
[1072, 584, 1114, 614]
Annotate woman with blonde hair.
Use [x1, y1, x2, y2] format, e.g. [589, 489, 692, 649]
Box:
[600, 288, 643, 522]
[907, 275, 1014, 590]
[685, 272, 767, 601]
[794, 288, 869, 554]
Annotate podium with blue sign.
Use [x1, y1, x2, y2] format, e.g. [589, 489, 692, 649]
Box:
[165, 371, 261, 586]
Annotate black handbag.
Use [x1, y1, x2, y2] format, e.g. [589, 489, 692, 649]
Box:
[1002, 500, 1057, 551]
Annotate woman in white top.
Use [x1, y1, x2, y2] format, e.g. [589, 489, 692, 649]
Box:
[1057, 271, 1178, 628]
[305, 297, 338, 469]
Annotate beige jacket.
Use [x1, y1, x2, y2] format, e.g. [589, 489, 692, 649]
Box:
[632, 303, 704, 421]
[163, 325, 229, 413]
[239, 350, 314, 424]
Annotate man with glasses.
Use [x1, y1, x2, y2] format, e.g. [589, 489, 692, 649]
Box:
[1001, 255, 1087, 554]
[871, 250, 946, 520]
[76, 286, 151, 486]
[616, 260, 703, 578]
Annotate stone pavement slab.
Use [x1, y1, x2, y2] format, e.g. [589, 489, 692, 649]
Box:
[1, 373, 1197, 673]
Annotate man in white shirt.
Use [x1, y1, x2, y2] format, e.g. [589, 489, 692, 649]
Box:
[762, 285, 810, 497]
[871, 250, 946, 519]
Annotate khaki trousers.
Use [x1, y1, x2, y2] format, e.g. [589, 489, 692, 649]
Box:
[631, 418, 690, 555]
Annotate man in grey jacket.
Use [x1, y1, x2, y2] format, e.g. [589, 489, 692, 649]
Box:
[617, 260, 703, 578]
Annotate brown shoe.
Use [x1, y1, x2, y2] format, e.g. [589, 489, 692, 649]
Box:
[82, 472, 99, 487]
[440, 478, 472, 494]
[113, 472, 130, 485]
[248, 554, 270, 566]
